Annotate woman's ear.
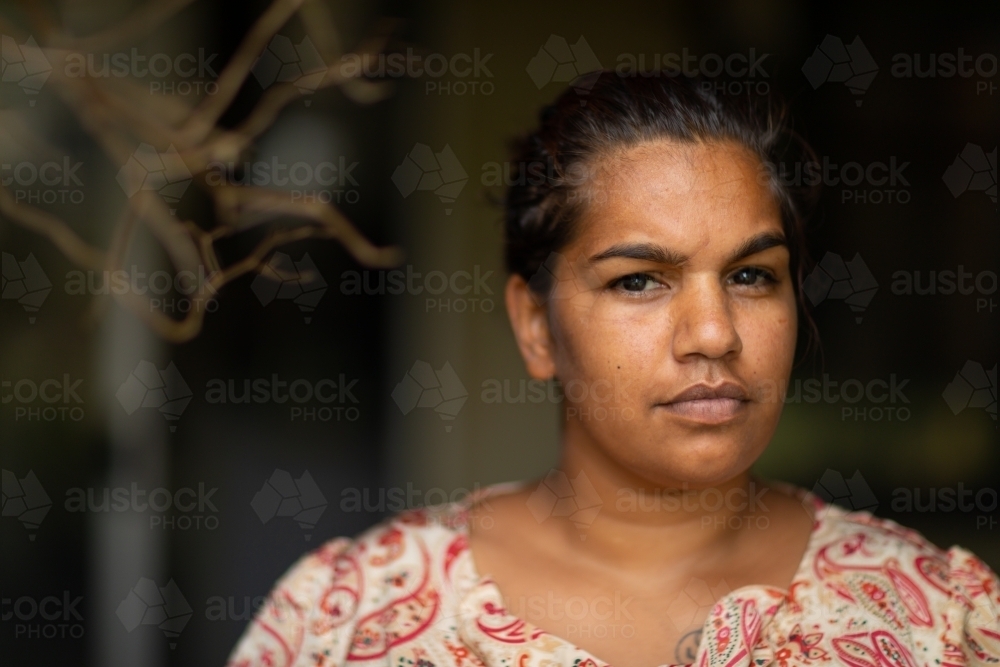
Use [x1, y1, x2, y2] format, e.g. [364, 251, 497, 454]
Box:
[505, 274, 557, 380]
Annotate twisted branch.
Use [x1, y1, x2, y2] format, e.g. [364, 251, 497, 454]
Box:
[0, 0, 402, 342]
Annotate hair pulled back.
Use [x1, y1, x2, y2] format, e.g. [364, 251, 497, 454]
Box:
[502, 70, 820, 354]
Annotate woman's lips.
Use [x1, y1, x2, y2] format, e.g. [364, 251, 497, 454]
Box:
[656, 382, 750, 424]
[658, 397, 748, 423]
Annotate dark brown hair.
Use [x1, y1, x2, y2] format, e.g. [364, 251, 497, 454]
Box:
[502, 70, 821, 358]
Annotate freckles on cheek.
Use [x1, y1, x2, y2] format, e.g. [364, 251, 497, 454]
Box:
[564, 316, 649, 384]
[746, 302, 794, 337]
[741, 319, 794, 374]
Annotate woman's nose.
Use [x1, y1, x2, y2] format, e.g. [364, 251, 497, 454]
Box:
[670, 277, 743, 361]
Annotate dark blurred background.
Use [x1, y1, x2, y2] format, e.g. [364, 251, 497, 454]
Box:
[1, 0, 997, 665]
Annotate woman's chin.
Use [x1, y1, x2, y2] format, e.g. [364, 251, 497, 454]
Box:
[572, 405, 777, 487]
[621, 431, 766, 488]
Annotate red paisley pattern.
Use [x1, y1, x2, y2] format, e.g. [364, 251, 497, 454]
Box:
[474, 601, 547, 644]
[227, 484, 1000, 667]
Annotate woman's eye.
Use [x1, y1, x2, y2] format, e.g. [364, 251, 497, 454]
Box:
[731, 267, 774, 286]
[614, 273, 658, 292]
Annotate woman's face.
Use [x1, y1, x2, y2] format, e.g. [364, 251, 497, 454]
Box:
[508, 139, 797, 487]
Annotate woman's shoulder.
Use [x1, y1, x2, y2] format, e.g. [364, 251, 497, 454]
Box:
[225, 496, 478, 666]
[251, 483, 490, 590]
[796, 492, 999, 661]
[267, 500, 471, 586]
[286, 498, 475, 581]
[772, 478, 992, 572]
[808, 492, 997, 581]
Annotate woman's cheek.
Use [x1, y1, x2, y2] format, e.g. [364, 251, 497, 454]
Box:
[557, 308, 651, 406]
[739, 304, 795, 373]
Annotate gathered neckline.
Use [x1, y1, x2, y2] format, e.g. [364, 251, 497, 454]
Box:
[443, 477, 837, 666]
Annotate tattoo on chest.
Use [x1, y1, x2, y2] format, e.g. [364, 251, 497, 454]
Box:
[675, 629, 702, 664]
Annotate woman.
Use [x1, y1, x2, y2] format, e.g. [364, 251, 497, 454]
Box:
[227, 73, 1000, 667]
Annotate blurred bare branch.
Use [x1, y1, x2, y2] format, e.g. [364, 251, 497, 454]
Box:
[0, 0, 402, 342]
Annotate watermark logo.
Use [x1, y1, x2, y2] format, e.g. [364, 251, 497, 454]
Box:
[1, 590, 84, 639]
[480, 157, 623, 196]
[942, 360, 996, 421]
[526, 469, 602, 536]
[802, 35, 878, 106]
[3, 374, 85, 422]
[890, 484, 997, 529]
[1, 252, 51, 323]
[481, 376, 636, 422]
[64, 48, 219, 95]
[889, 266, 996, 313]
[2, 156, 85, 205]
[778, 374, 911, 422]
[251, 469, 327, 541]
[760, 156, 911, 204]
[339, 48, 495, 96]
[115, 143, 192, 213]
[615, 483, 770, 529]
[498, 588, 636, 643]
[116, 360, 192, 431]
[115, 578, 191, 649]
[392, 360, 468, 431]
[250, 252, 327, 323]
[526, 35, 602, 100]
[616, 48, 769, 78]
[480, 378, 566, 405]
[339, 264, 495, 314]
[1, 35, 51, 106]
[339, 483, 490, 520]
[205, 374, 359, 422]
[809, 469, 878, 513]
[204, 595, 267, 622]
[615, 48, 771, 96]
[890, 49, 997, 94]
[64, 482, 219, 530]
[802, 252, 878, 323]
[204, 156, 360, 204]
[1, 469, 51, 541]
[942, 144, 997, 204]
[64, 265, 219, 316]
[392, 143, 468, 214]
[251, 34, 326, 105]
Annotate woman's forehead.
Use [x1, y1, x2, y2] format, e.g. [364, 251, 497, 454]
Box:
[575, 139, 783, 248]
[592, 138, 765, 194]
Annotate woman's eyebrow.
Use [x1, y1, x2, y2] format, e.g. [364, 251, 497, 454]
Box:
[725, 232, 787, 265]
[589, 242, 689, 266]
[587, 232, 786, 267]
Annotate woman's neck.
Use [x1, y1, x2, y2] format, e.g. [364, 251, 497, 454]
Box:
[551, 420, 768, 575]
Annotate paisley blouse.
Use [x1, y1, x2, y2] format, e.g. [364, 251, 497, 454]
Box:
[226, 482, 1000, 667]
